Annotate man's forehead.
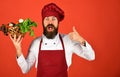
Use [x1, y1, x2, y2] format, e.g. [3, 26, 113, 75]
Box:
[45, 16, 57, 18]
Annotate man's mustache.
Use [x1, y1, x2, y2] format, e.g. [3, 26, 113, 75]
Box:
[46, 24, 55, 28]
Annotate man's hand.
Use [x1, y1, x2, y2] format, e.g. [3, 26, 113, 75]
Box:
[69, 26, 86, 46]
[9, 34, 23, 58]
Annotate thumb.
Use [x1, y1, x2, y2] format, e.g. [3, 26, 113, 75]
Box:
[73, 26, 77, 32]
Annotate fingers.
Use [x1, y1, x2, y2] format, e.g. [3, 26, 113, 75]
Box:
[17, 35, 23, 43]
[9, 34, 13, 41]
[13, 35, 17, 41]
[68, 33, 72, 38]
[9, 34, 17, 42]
[68, 32, 74, 40]
[9, 34, 15, 42]
[9, 34, 23, 44]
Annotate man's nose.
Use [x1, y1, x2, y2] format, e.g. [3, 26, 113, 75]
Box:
[48, 20, 53, 24]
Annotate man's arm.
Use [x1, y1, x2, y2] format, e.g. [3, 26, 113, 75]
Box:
[68, 26, 95, 61]
[9, 35, 35, 74]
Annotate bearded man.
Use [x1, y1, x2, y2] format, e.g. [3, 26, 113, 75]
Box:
[10, 3, 95, 77]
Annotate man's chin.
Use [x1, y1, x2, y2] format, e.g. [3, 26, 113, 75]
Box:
[44, 31, 58, 39]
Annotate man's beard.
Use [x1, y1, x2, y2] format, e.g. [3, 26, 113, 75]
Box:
[43, 24, 58, 39]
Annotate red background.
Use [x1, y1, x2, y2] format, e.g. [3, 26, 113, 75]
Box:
[0, 0, 120, 77]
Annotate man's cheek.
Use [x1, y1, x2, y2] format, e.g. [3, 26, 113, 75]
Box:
[44, 25, 47, 27]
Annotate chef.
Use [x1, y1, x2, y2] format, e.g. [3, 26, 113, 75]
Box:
[10, 3, 95, 77]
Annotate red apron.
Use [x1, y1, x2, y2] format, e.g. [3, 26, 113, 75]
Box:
[37, 35, 68, 77]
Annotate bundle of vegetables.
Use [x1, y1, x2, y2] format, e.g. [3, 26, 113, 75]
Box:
[0, 18, 37, 38]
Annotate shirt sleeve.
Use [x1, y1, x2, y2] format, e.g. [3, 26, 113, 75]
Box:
[17, 54, 29, 74]
[72, 40, 95, 61]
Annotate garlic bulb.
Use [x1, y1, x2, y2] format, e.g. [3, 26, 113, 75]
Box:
[19, 19, 24, 23]
[8, 23, 14, 27]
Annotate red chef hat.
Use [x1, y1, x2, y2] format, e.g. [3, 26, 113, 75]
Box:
[42, 3, 64, 22]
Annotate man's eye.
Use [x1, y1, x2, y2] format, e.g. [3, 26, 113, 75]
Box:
[45, 18, 49, 21]
[52, 18, 56, 21]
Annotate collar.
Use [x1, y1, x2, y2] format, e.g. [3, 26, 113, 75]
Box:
[42, 33, 60, 45]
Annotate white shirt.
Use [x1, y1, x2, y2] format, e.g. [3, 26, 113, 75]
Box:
[17, 33, 95, 74]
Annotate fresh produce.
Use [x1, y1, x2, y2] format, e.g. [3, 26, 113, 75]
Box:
[0, 18, 37, 38]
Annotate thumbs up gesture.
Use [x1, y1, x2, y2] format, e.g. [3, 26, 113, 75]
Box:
[69, 26, 86, 46]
